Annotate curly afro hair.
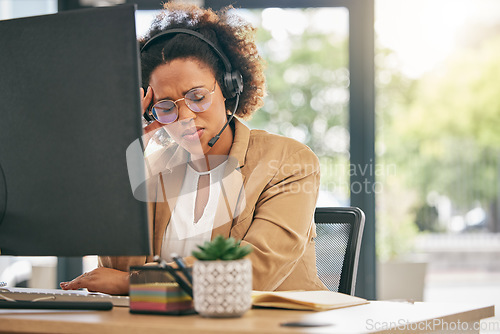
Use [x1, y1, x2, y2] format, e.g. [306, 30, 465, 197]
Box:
[139, 3, 266, 120]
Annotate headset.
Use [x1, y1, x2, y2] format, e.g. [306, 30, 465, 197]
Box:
[140, 28, 243, 147]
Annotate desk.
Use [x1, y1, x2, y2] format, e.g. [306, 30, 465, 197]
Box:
[0, 301, 494, 334]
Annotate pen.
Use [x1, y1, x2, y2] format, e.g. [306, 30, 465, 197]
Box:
[153, 255, 193, 298]
[171, 253, 193, 284]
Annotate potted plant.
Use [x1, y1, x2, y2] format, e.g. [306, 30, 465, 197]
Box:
[191, 235, 253, 318]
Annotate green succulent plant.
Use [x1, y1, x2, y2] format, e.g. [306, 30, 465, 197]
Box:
[192, 235, 252, 261]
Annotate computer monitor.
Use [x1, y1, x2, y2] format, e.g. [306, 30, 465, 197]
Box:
[0, 5, 150, 257]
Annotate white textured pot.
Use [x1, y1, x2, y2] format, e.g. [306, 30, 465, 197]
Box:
[193, 258, 252, 318]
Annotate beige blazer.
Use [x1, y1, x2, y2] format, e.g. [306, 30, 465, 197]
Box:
[100, 119, 327, 291]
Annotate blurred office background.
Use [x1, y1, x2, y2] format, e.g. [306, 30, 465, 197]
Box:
[1, 0, 499, 329]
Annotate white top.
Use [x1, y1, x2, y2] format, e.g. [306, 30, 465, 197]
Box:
[160, 160, 228, 261]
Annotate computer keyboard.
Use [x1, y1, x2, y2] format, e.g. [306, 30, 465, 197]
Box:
[0, 287, 129, 307]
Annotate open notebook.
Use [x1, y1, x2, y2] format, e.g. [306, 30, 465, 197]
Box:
[251, 290, 368, 311]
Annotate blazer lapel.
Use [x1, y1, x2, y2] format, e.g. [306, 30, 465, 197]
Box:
[211, 156, 246, 239]
[210, 119, 250, 239]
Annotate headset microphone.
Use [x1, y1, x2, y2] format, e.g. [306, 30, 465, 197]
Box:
[208, 93, 239, 147]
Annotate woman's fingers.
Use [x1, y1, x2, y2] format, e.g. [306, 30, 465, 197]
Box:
[139, 86, 164, 149]
[141, 86, 153, 114]
[60, 272, 89, 290]
[60, 267, 129, 295]
[139, 87, 145, 114]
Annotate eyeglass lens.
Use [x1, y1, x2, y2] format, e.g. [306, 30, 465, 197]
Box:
[152, 87, 213, 124]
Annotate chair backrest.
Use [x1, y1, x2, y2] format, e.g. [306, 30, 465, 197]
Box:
[314, 207, 365, 295]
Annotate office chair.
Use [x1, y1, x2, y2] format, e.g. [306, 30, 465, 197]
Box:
[314, 207, 365, 295]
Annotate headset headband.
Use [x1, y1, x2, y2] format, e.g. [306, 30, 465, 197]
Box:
[141, 29, 233, 73]
[140, 28, 243, 98]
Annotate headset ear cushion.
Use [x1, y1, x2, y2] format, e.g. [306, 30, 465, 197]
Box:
[223, 70, 243, 99]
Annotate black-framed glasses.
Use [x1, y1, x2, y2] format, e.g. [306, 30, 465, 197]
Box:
[147, 81, 217, 125]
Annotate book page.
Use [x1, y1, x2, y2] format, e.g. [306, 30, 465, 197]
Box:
[252, 290, 369, 311]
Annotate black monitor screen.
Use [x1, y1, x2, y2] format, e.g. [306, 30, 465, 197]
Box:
[0, 5, 150, 257]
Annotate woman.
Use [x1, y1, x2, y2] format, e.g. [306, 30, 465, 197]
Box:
[61, 2, 326, 295]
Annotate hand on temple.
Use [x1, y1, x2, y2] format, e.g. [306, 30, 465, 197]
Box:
[140, 86, 162, 144]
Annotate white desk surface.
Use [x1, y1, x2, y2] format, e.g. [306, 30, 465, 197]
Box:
[0, 301, 495, 334]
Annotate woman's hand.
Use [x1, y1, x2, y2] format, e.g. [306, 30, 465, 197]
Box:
[60, 267, 130, 295]
[140, 86, 162, 144]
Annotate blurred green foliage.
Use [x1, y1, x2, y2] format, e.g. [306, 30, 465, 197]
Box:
[245, 9, 350, 200]
[242, 9, 500, 255]
[389, 35, 500, 211]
